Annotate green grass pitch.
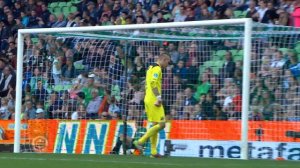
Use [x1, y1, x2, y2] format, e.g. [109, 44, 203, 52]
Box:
[0, 153, 297, 168]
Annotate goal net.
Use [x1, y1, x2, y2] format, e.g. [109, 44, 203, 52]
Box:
[11, 19, 300, 160]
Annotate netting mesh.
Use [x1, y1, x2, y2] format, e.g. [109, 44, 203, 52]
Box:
[13, 23, 300, 159]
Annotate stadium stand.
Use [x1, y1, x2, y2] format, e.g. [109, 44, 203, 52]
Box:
[0, 0, 299, 122]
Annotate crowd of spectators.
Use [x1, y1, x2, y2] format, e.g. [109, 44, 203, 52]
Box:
[0, 0, 299, 121]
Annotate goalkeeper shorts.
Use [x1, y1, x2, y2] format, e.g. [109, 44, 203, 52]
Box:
[144, 100, 165, 122]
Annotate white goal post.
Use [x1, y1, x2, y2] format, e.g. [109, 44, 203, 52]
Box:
[15, 18, 253, 159]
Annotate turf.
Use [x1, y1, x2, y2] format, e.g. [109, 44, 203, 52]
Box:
[0, 153, 298, 168]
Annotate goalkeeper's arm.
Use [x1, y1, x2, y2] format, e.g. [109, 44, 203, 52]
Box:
[148, 67, 162, 106]
[150, 83, 162, 107]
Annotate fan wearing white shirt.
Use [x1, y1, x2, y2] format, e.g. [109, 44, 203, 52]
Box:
[52, 55, 62, 85]
[66, 14, 77, 27]
[271, 51, 287, 69]
[255, 0, 268, 23]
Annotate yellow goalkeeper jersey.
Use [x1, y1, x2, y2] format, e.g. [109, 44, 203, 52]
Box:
[145, 63, 162, 101]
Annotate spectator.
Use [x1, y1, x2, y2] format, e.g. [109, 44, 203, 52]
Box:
[194, 73, 211, 101]
[86, 89, 102, 119]
[100, 3, 112, 19]
[11, 18, 24, 37]
[270, 51, 287, 69]
[263, 1, 279, 24]
[29, 67, 42, 90]
[0, 97, 10, 120]
[214, 0, 229, 19]
[201, 6, 213, 20]
[76, 92, 87, 107]
[232, 0, 246, 10]
[72, 104, 87, 120]
[261, 90, 275, 120]
[258, 63, 271, 78]
[28, 10, 40, 28]
[186, 57, 199, 84]
[132, 56, 146, 79]
[13, 2, 22, 18]
[256, 0, 268, 23]
[264, 77, 277, 92]
[272, 103, 286, 121]
[224, 8, 234, 19]
[24, 100, 36, 119]
[286, 50, 298, 68]
[209, 74, 221, 98]
[286, 105, 299, 121]
[108, 96, 120, 117]
[217, 78, 235, 105]
[183, 87, 198, 106]
[46, 14, 56, 28]
[250, 107, 264, 121]
[100, 111, 111, 120]
[21, 11, 29, 27]
[36, 107, 45, 119]
[167, 43, 179, 64]
[24, 0, 36, 14]
[111, 79, 121, 102]
[292, 0, 300, 27]
[185, 7, 195, 21]
[128, 84, 144, 118]
[109, 55, 124, 81]
[172, 60, 188, 81]
[87, 2, 98, 22]
[233, 68, 243, 87]
[52, 54, 62, 85]
[33, 79, 48, 102]
[48, 92, 63, 119]
[174, 5, 186, 22]
[66, 14, 77, 27]
[62, 57, 76, 83]
[112, 0, 122, 18]
[201, 94, 216, 120]
[219, 51, 236, 80]
[250, 78, 267, 102]
[0, 66, 15, 97]
[40, 3, 51, 23]
[81, 76, 96, 104]
[186, 43, 198, 67]
[157, 11, 166, 23]
[232, 87, 242, 117]
[276, 9, 289, 26]
[246, 0, 259, 22]
[99, 14, 112, 26]
[132, 2, 147, 20]
[0, 19, 10, 42]
[52, 14, 67, 28]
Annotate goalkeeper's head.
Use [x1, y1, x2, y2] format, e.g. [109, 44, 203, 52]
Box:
[157, 53, 171, 69]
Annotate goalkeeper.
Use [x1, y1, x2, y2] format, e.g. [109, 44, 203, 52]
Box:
[133, 53, 171, 158]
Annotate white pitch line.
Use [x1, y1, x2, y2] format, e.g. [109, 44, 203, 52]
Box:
[0, 156, 182, 167]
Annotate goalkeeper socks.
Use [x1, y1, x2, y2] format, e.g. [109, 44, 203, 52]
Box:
[138, 124, 161, 145]
[150, 132, 158, 155]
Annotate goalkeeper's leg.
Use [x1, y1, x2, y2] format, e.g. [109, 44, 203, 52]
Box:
[134, 122, 165, 150]
[134, 102, 166, 155]
[150, 131, 158, 155]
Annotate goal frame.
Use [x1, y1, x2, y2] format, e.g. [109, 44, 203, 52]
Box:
[15, 19, 253, 159]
